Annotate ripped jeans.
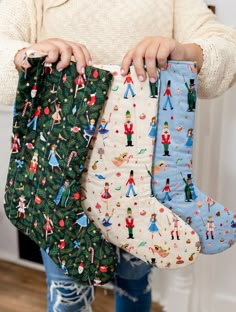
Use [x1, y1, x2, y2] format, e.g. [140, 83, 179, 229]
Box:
[41, 249, 152, 312]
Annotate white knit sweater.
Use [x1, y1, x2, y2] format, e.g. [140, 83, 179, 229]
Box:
[0, 0, 236, 111]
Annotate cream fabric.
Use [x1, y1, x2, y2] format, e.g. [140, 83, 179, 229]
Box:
[81, 64, 201, 269]
[0, 0, 236, 112]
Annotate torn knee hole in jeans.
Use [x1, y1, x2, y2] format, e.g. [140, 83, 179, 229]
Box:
[49, 280, 94, 310]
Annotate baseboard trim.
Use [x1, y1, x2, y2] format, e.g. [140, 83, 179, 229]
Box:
[0, 252, 44, 271]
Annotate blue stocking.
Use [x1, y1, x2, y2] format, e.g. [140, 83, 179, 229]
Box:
[152, 61, 236, 254]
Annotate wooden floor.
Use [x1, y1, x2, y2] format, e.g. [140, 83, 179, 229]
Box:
[0, 260, 163, 312]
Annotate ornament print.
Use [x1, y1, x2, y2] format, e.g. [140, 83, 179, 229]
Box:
[4, 52, 117, 286]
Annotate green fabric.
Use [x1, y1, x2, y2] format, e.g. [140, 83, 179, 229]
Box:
[4, 55, 117, 285]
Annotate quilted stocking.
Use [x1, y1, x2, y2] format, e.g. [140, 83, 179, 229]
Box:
[152, 61, 236, 254]
[82, 65, 201, 269]
[4, 52, 118, 286]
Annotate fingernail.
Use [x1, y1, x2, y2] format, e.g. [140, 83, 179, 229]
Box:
[81, 67, 85, 74]
[138, 75, 144, 82]
[88, 60, 92, 66]
[150, 77, 156, 83]
[57, 67, 63, 72]
[120, 68, 125, 75]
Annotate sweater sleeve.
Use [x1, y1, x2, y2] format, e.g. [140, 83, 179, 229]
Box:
[174, 0, 236, 99]
[0, 0, 39, 111]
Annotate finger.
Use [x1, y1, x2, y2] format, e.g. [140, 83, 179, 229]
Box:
[120, 49, 134, 76]
[144, 43, 160, 82]
[77, 44, 92, 66]
[169, 41, 185, 61]
[156, 39, 176, 70]
[54, 43, 73, 71]
[70, 43, 91, 73]
[35, 42, 60, 64]
[156, 44, 169, 70]
[132, 48, 147, 82]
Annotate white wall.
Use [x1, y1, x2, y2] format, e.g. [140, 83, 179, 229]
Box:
[0, 0, 14, 259]
[205, 0, 236, 27]
[0, 112, 19, 261]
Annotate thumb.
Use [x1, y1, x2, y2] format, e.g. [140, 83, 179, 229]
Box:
[14, 47, 29, 72]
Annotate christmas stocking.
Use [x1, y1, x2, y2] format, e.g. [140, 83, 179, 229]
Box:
[152, 61, 236, 254]
[81, 65, 201, 269]
[4, 51, 118, 286]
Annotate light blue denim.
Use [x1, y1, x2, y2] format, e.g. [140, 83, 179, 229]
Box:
[41, 249, 152, 312]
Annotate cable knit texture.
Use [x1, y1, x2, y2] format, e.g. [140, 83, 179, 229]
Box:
[0, 0, 236, 111]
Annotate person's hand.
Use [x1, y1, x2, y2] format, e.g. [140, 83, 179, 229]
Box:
[14, 38, 92, 73]
[120, 36, 203, 82]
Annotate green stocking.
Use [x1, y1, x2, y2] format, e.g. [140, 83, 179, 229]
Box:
[4, 52, 117, 286]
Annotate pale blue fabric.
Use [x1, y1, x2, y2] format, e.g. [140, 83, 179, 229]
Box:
[152, 61, 236, 254]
